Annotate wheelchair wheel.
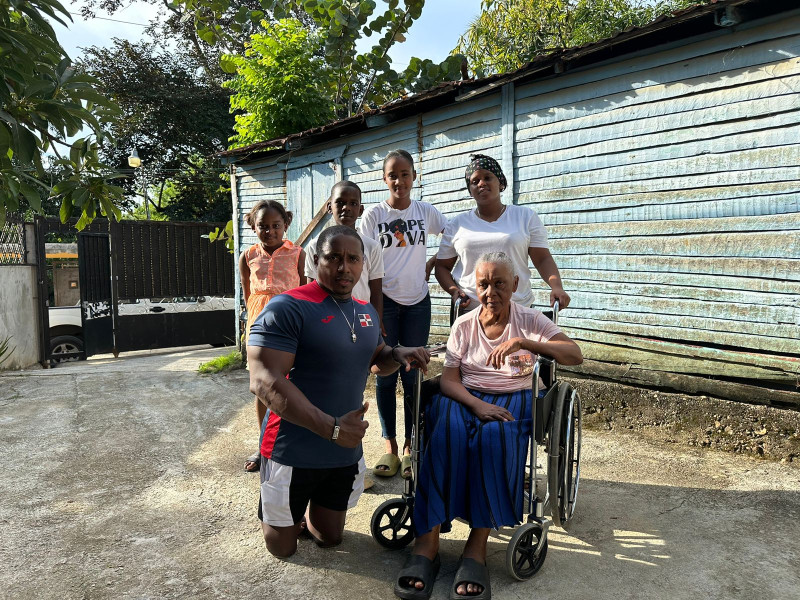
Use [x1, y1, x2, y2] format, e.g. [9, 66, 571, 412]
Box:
[548, 383, 582, 531]
[506, 522, 548, 580]
[370, 498, 414, 549]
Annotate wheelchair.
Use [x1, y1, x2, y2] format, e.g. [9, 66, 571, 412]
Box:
[369, 299, 582, 580]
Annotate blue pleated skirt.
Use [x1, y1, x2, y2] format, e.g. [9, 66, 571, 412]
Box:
[413, 388, 532, 536]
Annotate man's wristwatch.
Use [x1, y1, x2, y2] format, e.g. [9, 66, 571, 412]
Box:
[330, 416, 340, 441]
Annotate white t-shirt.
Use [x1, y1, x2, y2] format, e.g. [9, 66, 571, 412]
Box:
[444, 302, 561, 393]
[359, 200, 447, 305]
[304, 233, 385, 303]
[437, 204, 548, 308]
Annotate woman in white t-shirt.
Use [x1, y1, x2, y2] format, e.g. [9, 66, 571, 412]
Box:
[435, 153, 570, 311]
[359, 149, 447, 480]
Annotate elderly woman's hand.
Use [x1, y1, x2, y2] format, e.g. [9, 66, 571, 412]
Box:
[471, 399, 515, 422]
[486, 337, 524, 370]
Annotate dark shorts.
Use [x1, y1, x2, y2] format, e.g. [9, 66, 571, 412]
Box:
[257, 457, 366, 527]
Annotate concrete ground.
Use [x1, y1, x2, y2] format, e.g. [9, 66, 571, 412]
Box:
[1, 346, 799, 600]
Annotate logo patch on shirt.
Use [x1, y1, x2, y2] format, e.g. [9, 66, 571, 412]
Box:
[358, 314, 373, 327]
[321, 315, 334, 323]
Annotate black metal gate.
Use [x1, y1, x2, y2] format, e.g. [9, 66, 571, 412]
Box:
[113, 221, 235, 352]
[78, 233, 114, 356]
[35, 216, 235, 363]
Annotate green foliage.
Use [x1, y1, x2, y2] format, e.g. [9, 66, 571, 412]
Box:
[0, 0, 124, 228]
[455, 0, 707, 77]
[159, 156, 232, 223]
[222, 19, 335, 147]
[79, 40, 234, 219]
[176, 0, 466, 144]
[78, 0, 284, 84]
[208, 220, 235, 253]
[198, 349, 243, 374]
[124, 185, 171, 221]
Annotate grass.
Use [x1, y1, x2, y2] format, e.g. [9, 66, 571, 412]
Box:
[198, 350, 243, 374]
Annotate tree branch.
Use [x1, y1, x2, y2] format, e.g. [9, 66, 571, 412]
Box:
[157, 178, 166, 208]
[161, 0, 222, 85]
[356, 7, 410, 114]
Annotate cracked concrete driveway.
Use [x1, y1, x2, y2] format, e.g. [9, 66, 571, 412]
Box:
[1, 346, 799, 599]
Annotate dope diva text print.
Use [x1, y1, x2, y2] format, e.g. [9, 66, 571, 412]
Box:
[377, 217, 427, 249]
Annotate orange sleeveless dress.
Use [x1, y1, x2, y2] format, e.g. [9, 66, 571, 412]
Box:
[245, 240, 302, 340]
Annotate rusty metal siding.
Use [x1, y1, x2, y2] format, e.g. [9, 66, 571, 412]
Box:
[235, 158, 284, 251]
[418, 94, 503, 339]
[343, 119, 420, 207]
[513, 14, 800, 390]
[233, 10, 800, 399]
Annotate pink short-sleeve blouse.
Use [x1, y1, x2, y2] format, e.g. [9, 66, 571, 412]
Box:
[444, 302, 561, 393]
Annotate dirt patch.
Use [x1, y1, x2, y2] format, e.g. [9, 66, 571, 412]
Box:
[570, 376, 800, 464]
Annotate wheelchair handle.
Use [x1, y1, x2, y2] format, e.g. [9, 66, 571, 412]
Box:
[552, 300, 559, 325]
[450, 296, 463, 326]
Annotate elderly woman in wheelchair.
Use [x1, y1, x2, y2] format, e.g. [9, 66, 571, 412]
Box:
[393, 251, 582, 600]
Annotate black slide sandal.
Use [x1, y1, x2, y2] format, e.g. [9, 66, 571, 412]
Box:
[394, 554, 441, 600]
[451, 557, 491, 600]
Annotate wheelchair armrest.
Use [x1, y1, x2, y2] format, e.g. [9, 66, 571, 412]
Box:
[420, 375, 442, 404]
[537, 355, 556, 389]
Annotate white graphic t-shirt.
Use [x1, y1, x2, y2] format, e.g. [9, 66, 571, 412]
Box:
[304, 233, 385, 303]
[359, 200, 447, 306]
[437, 204, 548, 308]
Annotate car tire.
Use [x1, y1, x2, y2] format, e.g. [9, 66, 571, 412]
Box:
[50, 335, 84, 363]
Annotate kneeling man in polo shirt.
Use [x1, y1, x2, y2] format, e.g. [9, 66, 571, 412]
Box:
[248, 224, 431, 558]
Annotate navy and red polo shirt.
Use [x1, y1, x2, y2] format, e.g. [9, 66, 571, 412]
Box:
[248, 281, 382, 469]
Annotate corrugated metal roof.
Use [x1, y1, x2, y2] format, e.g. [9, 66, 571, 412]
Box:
[220, 0, 789, 163]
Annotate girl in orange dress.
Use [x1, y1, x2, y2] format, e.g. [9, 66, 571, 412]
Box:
[239, 200, 306, 472]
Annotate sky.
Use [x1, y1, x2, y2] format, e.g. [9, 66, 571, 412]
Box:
[54, 1, 485, 70]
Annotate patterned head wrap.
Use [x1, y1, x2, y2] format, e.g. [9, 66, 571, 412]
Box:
[465, 154, 507, 193]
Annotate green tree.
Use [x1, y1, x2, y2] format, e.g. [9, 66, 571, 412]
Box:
[79, 40, 234, 219]
[159, 155, 232, 223]
[223, 19, 334, 147]
[1, 0, 124, 227]
[184, 0, 466, 138]
[78, 0, 290, 84]
[456, 0, 706, 77]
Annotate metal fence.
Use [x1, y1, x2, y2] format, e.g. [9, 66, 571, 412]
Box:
[116, 221, 235, 300]
[0, 213, 27, 265]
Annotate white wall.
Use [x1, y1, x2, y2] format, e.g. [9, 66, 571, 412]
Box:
[0, 266, 41, 370]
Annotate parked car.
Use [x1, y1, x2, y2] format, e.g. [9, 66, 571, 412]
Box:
[48, 297, 235, 362]
[48, 305, 83, 362]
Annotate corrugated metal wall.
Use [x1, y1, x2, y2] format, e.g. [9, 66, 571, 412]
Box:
[232, 11, 800, 402]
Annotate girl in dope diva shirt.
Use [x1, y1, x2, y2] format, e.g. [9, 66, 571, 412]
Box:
[359, 149, 446, 480]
